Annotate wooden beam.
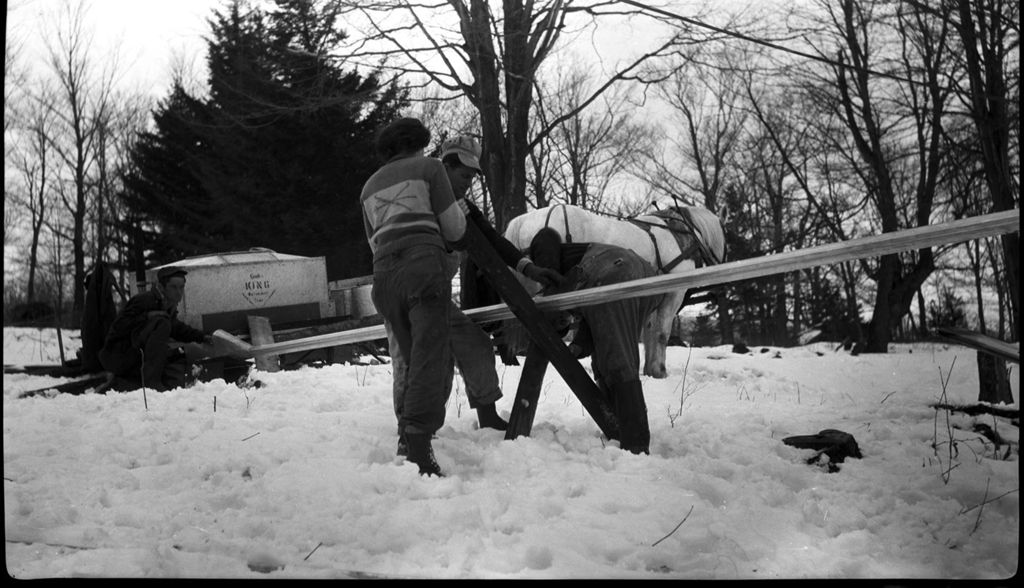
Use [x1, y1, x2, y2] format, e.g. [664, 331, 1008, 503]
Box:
[247, 316, 280, 372]
[248, 210, 1019, 357]
[504, 342, 551, 440]
[938, 327, 1020, 364]
[461, 221, 619, 440]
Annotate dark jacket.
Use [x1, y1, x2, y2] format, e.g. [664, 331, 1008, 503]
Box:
[464, 199, 526, 268]
[459, 199, 530, 309]
[102, 288, 206, 356]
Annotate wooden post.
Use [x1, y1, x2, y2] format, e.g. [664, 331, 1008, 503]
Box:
[505, 342, 550, 440]
[247, 316, 280, 372]
[461, 221, 620, 440]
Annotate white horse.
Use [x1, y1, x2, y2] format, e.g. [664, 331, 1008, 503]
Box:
[502, 203, 725, 379]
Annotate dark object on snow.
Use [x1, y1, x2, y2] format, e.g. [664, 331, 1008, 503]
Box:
[80, 262, 118, 374]
[732, 342, 750, 354]
[783, 429, 862, 472]
[17, 373, 113, 398]
[930, 402, 1018, 420]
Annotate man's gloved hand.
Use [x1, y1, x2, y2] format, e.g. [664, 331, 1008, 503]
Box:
[456, 198, 470, 216]
[523, 262, 565, 288]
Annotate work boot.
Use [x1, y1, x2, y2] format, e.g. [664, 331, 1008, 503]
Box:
[162, 349, 190, 390]
[139, 322, 172, 392]
[396, 433, 408, 457]
[612, 380, 650, 455]
[405, 433, 444, 477]
[476, 403, 508, 431]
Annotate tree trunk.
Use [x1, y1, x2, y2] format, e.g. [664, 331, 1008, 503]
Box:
[976, 352, 1013, 405]
[773, 274, 788, 345]
[916, 289, 929, 338]
[865, 254, 897, 353]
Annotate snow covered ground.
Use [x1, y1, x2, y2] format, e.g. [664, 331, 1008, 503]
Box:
[3, 326, 1018, 579]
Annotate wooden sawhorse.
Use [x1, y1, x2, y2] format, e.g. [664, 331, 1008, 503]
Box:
[462, 222, 617, 441]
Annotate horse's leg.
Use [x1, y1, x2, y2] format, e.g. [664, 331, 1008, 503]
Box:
[643, 291, 685, 378]
[641, 314, 659, 376]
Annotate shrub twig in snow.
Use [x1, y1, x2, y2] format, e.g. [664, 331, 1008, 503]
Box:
[304, 542, 323, 561]
[652, 505, 694, 547]
[932, 356, 959, 484]
[958, 479, 1019, 535]
[667, 347, 698, 428]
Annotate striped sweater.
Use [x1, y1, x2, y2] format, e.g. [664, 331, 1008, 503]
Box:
[360, 154, 467, 261]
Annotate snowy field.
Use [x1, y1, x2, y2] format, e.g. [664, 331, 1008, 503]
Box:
[3, 326, 1018, 580]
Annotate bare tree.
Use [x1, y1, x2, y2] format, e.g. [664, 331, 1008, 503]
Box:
[801, 0, 956, 353]
[5, 16, 28, 251]
[8, 85, 60, 305]
[531, 61, 655, 213]
[85, 87, 150, 270]
[41, 0, 120, 318]
[947, 0, 1020, 340]
[644, 45, 751, 214]
[341, 0, 692, 228]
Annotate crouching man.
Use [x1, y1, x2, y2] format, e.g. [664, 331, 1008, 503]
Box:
[99, 266, 212, 392]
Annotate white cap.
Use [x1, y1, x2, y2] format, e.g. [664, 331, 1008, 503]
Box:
[440, 135, 482, 171]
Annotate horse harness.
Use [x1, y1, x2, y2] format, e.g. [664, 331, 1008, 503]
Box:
[627, 208, 720, 274]
[541, 204, 719, 274]
[545, 204, 575, 243]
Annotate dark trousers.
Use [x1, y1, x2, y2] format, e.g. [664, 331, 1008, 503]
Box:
[372, 245, 453, 436]
[99, 316, 187, 390]
[573, 245, 661, 388]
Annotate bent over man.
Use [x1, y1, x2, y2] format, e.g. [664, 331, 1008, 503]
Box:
[528, 227, 664, 454]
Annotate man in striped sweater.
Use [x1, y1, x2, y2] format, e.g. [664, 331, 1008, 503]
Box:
[361, 118, 468, 476]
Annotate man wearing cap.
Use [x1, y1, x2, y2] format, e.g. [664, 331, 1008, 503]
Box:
[99, 266, 212, 392]
[386, 134, 564, 448]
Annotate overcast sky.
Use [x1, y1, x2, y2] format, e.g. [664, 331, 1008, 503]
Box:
[7, 0, 222, 95]
[7, 0, 746, 99]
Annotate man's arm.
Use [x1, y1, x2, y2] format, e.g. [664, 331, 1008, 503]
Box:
[463, 199, 563, 286]
[170, 318, 210, 344]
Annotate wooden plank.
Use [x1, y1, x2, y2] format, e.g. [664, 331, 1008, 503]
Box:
[211, 329, 254, 358]
[17, 374, 112, 399]
[247, 210, 1019, 357]
[938, 327, 1020, 364]
[328, 275, 375, 290]
[504, 342, 550, 440]
[273, 315, 384, 343]
[460, 221, 620, 440]
[247, 316, 280, 372]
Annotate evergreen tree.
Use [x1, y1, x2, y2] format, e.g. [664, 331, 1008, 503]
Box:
[120, 85, 225, 262]
[119, 0, 407, 279]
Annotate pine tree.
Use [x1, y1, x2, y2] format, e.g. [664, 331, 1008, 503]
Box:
[119, 0, 407, 279]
